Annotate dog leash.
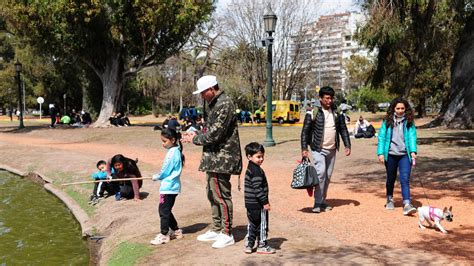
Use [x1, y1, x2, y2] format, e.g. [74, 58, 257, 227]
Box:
[412, 158, 431, 206]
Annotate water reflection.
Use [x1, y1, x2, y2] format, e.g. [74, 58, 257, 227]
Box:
[0, 171, 89, 265]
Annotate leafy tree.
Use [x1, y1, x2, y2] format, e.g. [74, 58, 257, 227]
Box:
[346, 85, 393, 113]
[343, 54, 374, 90]
[356, 1, 461, 108]
[222, 0, 315, 103]
[442, 10, 474, 128]
[356, 0, 473, 127]
[2, 1, 214, 126]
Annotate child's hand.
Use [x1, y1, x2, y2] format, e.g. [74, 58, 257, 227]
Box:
[263, 203, 271, 211]
[182, 132, 196, 143]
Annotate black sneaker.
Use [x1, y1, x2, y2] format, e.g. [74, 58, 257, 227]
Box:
[91, 197, 100, 206]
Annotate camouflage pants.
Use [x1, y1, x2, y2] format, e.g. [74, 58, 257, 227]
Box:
[206, 172, 233, 235]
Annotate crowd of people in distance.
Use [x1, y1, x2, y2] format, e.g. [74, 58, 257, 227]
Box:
[156, 114, 204, 133]
[109, 112, 132, 127]
[235, 109, 253, 124]
[49, 104, 93, 128]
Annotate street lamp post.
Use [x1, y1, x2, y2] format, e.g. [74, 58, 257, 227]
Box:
[263, 4, 277, 147]
[14, 60, 24, 129]
[8, 88, 13, 121]
[63, 93, 67, 114]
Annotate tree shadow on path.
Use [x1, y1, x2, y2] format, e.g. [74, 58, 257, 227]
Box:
[341, 157, 474, 202]
[285, 242, 455, 264]
[298, 199, 360, 213]
[417, 131, 474, 147]
[409, 225, 474, 262]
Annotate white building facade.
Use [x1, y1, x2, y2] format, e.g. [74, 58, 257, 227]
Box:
[291, 12, 369, 93]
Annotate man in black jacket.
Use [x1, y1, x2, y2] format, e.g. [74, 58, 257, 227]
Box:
[301, 86, 351, 213]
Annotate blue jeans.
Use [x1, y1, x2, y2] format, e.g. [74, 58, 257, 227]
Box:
[385, 154, 412, 203]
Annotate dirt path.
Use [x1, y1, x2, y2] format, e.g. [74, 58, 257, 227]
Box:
[0, 125, 472, 264]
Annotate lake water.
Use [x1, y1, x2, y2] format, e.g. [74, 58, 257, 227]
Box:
[0, 171, 89, 265]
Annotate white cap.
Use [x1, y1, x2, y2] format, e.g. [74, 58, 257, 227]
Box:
[193, 75, 217, 94]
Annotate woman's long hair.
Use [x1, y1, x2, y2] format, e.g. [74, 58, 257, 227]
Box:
[110, 154, 140, 174]
[161, 128, 185, 166]
[385, 97, 414, 128]
[111, 154, 127, 172]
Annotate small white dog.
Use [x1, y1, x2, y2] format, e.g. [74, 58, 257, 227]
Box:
[418, 206, 453, 234]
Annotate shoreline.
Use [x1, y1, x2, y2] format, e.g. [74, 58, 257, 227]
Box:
[0, 164, 98, 264]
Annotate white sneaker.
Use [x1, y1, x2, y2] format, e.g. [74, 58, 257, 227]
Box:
[150, 233, 170, 245]
[197, 230, 219, 242]
[170, 229, 184, 240]
[211, 233, 235, 249]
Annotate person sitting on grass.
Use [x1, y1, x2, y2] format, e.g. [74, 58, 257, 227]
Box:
[81, 111, 93, 127]
[60, 114, 72, 125]
[354, 116, 376, 138]
[108, 154, 143, 201]
[117, 112, 131, 126]
[89, 160, 115, 205]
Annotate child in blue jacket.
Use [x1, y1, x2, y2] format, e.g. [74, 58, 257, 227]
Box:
[377, 98, 417, 216]
[89, 160, 113, 205]
[150, 128, 185, 245]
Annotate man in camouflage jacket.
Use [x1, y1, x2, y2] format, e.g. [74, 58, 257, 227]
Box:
[183, 75, 242, 249]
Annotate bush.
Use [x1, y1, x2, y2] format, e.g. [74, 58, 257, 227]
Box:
[346, 86, 393, 113]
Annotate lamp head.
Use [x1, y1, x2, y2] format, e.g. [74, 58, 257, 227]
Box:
[263, 4, 277, 34]
[14, 60, 22, 73]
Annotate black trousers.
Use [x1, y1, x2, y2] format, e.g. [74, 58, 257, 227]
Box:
[159, 194, 179, 235]
[109, 183, 135, 199]
[355, 126, 375, 138]
[246, 208, 269, 247]
[92, 181, 115, 197]
[50, 114, 56, 127]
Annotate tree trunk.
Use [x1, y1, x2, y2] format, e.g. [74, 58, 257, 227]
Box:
[81, 85, 90, 112]
[416, 97, 425, 118]
[93, 56, 123, 127]
[442, 13, 474, 129]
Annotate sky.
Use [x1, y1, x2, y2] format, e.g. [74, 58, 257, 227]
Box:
[216, 0, 361, 17]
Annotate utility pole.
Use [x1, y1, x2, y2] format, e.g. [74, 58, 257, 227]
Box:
[179, 58, 183, 112]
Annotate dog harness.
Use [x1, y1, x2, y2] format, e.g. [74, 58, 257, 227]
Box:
[429, 207, 441, 221]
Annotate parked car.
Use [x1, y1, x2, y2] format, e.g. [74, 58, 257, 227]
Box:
[377, 102, 390, 111]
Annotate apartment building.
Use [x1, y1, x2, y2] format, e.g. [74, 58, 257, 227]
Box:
[291, 12, 369, 92]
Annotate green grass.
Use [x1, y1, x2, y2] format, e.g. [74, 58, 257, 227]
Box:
[108, 242, 152, 266]
[65, 188, 95, 216]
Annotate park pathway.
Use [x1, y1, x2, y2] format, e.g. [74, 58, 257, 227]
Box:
[0, 126, 471, 264]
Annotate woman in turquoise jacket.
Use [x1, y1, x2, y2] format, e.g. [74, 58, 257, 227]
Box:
[377, 98, 417, 216]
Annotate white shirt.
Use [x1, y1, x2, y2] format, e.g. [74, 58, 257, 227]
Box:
[354, 119, 371, 134]
[322, 108, 336, 150]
